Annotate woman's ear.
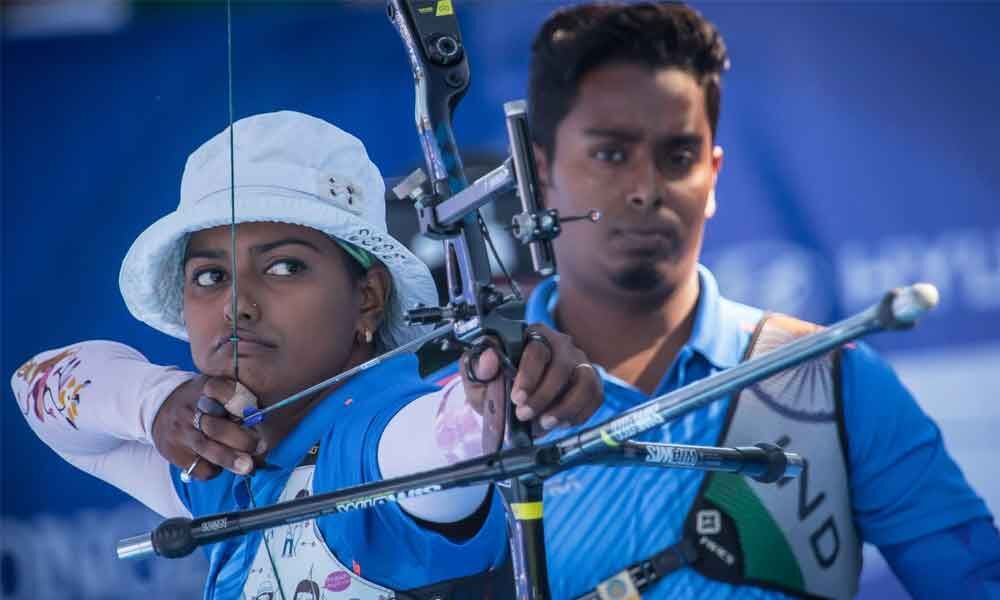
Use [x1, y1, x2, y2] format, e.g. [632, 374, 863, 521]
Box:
[356, 263, 392, 338]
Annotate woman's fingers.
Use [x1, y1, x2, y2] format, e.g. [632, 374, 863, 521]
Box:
[186, 409, 255, 477]
[151, 375, 264, 481]
[198, 412, 263, 455]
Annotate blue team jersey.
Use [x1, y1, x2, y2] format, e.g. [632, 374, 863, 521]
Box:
[518, 267, 993, 599]
[170, 354, 508, 600]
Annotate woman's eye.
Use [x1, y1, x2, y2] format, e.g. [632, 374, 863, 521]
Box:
[265, 259, 305, 276]
[593, 148, 627, 163]
[193, 269, 226, 287]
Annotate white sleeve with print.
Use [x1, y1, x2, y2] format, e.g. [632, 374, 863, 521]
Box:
[377, 376, 490, 523]
[11, 340, 194, 518]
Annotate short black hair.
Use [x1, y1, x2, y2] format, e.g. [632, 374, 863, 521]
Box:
[528, 2, 730, 159]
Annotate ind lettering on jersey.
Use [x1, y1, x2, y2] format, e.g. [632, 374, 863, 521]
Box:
[776, 435, 840, 569]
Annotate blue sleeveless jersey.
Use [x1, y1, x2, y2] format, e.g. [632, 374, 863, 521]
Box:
[170, 354, 508, 599]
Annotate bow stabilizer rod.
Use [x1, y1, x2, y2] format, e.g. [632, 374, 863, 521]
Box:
[118, 284, 936, 565]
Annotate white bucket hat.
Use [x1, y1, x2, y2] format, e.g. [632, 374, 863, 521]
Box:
[119, 110, 438, 350]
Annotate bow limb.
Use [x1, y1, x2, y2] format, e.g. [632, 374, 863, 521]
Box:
[388, 2, 552, 598]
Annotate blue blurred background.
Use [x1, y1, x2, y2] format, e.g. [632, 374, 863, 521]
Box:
[3, 1, 998, 598]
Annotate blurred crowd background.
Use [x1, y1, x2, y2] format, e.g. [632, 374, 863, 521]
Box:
[3, 1, 998, 598]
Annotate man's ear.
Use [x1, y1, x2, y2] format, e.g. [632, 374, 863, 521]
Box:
[705, 189, 717, 219]
[705, 145, 724, 219]
[358, 264, 392, 332]
[533, 142, 552, 192]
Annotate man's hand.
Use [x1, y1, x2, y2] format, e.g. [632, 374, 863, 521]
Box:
[150, 375, 265, 480]
[461, 323, 603, 435]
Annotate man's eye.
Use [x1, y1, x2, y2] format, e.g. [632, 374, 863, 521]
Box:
[592, 148, 627, 163]
[266, 259, 305, 276]
[667, 150, 696, 169]
[193, 269, 226, 287]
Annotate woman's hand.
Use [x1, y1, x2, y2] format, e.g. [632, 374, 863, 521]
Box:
[460, 323, 603, 437]
[150, 375, 265, 480]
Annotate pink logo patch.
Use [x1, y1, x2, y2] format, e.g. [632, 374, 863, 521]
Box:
[325, 570, 351, 592]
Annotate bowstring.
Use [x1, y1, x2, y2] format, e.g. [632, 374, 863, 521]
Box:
[227, 0, 239, 383]
[225, 3, 287, 599]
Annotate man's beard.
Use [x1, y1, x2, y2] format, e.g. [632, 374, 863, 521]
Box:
[611, 260, 664, 292]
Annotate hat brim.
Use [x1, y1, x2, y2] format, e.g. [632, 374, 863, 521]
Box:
[119, 187, 439, 349]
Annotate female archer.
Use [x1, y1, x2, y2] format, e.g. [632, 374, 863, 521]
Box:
[13, 110, 602, 599]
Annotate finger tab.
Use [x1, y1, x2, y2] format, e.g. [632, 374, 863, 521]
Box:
[196, 395, 228, 417]
[224, 382, 258, 418]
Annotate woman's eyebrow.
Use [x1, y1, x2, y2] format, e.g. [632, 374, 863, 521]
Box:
[183, 248, 225, 268]
[183, 238, 323, 268]
[251, 238, 324, 255]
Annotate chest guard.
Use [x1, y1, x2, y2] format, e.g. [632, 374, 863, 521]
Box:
[683, 314, 862, 599]
[241, 448, 511, 600]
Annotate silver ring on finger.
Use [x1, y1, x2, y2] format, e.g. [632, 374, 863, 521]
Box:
[192, 408, 205, 433]
[180, 457, 200, 483]
[524, 328, 553, 362]
[573, 362, 597, 379]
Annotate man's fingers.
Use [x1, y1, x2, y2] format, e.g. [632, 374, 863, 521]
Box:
[510, 333, 553, 410]
[515, 356, 573, 421]
[537, 368, 602, 430]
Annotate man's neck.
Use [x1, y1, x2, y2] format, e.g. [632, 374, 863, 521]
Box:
[554, 270, 700, 394]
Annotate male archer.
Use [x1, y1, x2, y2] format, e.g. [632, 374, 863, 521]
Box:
[494, 2, 999, 598]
